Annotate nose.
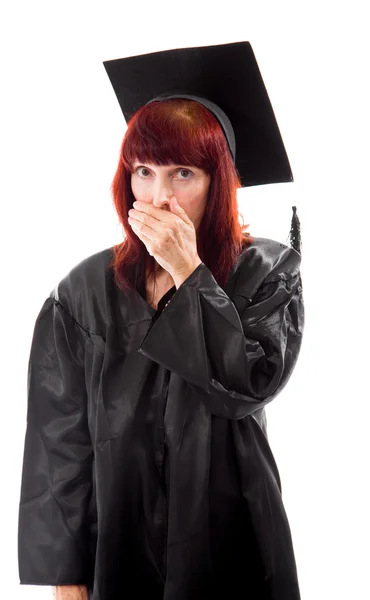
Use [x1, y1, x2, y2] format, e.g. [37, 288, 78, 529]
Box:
[151, 176, 173, 210]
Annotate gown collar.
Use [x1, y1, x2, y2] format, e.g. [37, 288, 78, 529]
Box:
[136, 273, 177, 316]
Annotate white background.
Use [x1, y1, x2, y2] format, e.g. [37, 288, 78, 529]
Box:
[1, 0, 369, 598]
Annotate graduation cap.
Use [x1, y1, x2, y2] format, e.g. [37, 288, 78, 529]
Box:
[103, 41, 301, 255]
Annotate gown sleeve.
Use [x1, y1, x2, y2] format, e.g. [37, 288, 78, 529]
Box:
[18, 294, 94, 586]
[138, 245, 304, 420]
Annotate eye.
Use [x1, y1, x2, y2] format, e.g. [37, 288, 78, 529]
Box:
[136, 166, 151, 178]
[177, 168, 193, 179]
[135, 166, 193, 179]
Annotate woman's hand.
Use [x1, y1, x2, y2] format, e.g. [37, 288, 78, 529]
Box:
[52, 584, 89, 599]
[127, 196, 201, 278]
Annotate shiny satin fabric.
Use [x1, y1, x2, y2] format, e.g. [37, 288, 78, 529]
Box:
[18, 236, 304, 599]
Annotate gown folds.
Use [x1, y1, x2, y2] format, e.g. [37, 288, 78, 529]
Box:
[18, 236, 305, 600]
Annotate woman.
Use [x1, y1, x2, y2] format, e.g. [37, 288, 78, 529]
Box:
[18, 42, 304, 600]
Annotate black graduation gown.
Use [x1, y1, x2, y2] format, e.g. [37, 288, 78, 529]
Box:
[18, 236, 304, 600]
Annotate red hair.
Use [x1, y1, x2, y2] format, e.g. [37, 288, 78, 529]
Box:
[108, 98, 254, 294]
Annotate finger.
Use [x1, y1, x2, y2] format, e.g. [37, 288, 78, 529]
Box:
[129, 219, 157, 242]
[129, 214, 161, 235]
[129, 221, 154, 251]
[173, 202, 191, 223]
[135, 202, 186, 224]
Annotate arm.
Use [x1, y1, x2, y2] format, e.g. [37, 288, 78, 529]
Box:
[52, 584, 89, 599]
[138, 246, 304, 419]
[18, 295, 94, 587]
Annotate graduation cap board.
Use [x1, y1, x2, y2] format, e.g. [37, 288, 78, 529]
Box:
[103, 40, 301, 254]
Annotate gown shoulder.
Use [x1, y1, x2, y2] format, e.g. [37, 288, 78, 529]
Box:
[50, 246, 115, 328]
[234, 235, 302, 300]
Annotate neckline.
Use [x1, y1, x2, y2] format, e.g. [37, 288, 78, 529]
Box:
[137, 276, 177, 315]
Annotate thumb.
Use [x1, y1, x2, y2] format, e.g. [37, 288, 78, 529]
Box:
[171, 196, 184, 213]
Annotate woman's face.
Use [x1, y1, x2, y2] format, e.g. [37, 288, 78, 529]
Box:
[130, 161, 211, 230]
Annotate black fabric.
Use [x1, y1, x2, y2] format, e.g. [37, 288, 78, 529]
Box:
[18, 237, 304, 599]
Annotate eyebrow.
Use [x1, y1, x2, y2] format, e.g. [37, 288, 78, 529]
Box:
[133, 163, 196, 172]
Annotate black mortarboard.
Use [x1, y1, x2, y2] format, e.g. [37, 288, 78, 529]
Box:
[103, 41, 301, 255]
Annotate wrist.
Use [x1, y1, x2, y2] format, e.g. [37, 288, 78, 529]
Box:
[172, 257, 202, 289]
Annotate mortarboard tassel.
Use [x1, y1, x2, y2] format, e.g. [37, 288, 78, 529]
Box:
[289, 205, 302, 256]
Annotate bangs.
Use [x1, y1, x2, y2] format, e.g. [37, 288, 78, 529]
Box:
[121, 99, 226, 174]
